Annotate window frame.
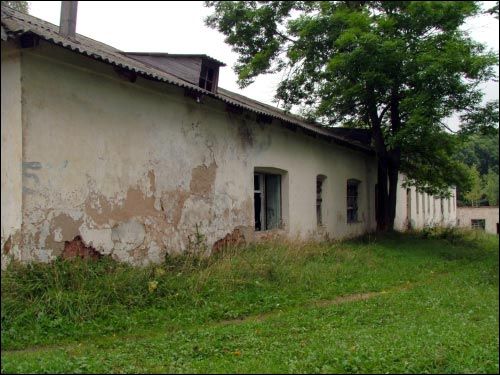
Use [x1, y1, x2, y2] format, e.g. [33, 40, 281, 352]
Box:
[347, 179, 361, 224]
[198, 61, 219, 93]
[471, 219, 486, 231]
[316, 175, 326, 227]
[254, 172, 282, 231]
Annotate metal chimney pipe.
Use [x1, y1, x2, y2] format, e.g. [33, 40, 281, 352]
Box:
[59, 1, 78, 39]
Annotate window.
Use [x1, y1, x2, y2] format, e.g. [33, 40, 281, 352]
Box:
[427, 195, 430, 214]
[448, 198, 451, 213]
[254, 173, 281, 231]
[471, 219, 485, 231]
[440, 198, 444, 217]
[317, 175, 326, 226]
[347, 179, 360, 223]
[199, 64, 215, 92]
[422, 193, 425, 216]
[416, 191, 419, 215]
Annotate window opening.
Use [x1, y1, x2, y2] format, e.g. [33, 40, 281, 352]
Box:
[317, 175, 326, 226]
[471, 219, 485, 231]
[199, 64, 215, 92]
[254, 173, 281, 231]
[347, 179, 360, 223]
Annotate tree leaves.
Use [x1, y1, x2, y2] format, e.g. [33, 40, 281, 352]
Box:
[205, 1, 497, 198]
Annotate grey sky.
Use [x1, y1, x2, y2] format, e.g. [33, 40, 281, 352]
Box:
[29, 1, 499, 130]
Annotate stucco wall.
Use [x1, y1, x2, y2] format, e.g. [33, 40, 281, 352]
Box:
[1, 40, 23, 265]
[457, 207, 499, 234]
[394, 174, 457, 231]
[3, 41, 377, 266]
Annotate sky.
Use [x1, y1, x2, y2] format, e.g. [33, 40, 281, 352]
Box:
[28, 1, 499, 130]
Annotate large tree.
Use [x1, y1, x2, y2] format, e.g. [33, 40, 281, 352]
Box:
[206, 1, 498, 231]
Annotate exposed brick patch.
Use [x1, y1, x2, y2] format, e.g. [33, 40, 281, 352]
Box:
[62, 235, 102, 260]
[212, 228, 245, 254]
[3, 236, 12, 254]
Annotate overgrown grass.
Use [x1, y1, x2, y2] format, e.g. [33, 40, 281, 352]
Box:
[1, 229, 498, 373]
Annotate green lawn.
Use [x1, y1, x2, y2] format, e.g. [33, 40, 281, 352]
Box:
[1, 229, 498, 373]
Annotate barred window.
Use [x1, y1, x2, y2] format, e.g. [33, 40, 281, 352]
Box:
[347, 179, 360, 223]
[471, 219, 485, 231]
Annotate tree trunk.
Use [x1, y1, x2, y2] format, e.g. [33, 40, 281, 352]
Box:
[376, 156, 390, 231]
[387, 163, 399, 230]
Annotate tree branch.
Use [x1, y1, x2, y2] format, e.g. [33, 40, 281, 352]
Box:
[276, 30, 297, 43]
[378, 104, 390, 122]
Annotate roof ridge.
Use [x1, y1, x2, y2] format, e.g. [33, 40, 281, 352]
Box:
[1, 4, 373, 154]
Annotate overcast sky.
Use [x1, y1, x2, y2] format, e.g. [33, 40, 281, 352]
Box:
[29, 1, 499, 130]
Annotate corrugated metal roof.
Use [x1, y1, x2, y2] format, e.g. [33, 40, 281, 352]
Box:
[1, 5, 373, 154]
[124, 52, 226, 67]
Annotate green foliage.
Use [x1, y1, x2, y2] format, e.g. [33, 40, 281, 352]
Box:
[463, 164, 484, 205]
[1, 234, 498, 373]
[205, 1, 498, 203]
[2, 1, 29, 13]
[483, 168, 499, 206]
[486, 1, 499, 19]
[460, 100, 499, 136]
[455, 129, 499, 205]
[457, 130, 499, 175]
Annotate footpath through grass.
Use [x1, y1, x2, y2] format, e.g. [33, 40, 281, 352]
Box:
[1, 229, 498, 373]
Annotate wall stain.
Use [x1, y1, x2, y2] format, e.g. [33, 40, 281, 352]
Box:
[190, 162, 217, 198]
[85, 187, 159, 226]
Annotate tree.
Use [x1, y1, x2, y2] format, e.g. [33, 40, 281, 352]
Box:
[206, 1, 498, 230]
[2, 1, 29, 13]
[483, 169, 499, 205]
[463, 165, 483, 207]
[455, 127, 499, 205]
[486, 1, 499, 19]
[456, 130, 499, 176]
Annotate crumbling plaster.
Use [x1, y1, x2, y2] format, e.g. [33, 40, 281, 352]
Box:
[2, 40, 378, 267]
[1, 40, 23, 266]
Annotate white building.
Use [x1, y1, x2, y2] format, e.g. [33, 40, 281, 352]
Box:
[1, 5, 455, 267]
[457, 206, 499, 235]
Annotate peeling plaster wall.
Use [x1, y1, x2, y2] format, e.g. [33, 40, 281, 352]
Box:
[11, 41, 377, 265]
[393, 173, 457, 231]
[249, 118, 377, 240]
[1, 40, 23, 268]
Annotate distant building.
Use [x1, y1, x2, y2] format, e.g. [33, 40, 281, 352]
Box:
[457, 207, 499, 235]
[1, 5, 456, 267]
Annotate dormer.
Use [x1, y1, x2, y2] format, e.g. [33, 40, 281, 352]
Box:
[123, 52, 225, 93]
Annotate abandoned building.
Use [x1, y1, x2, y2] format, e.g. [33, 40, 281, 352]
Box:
[456, 206, 499, 235]
[1, 4, 457, 267]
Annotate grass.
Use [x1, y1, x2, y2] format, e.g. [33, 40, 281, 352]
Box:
[1, 228, 498, 373]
